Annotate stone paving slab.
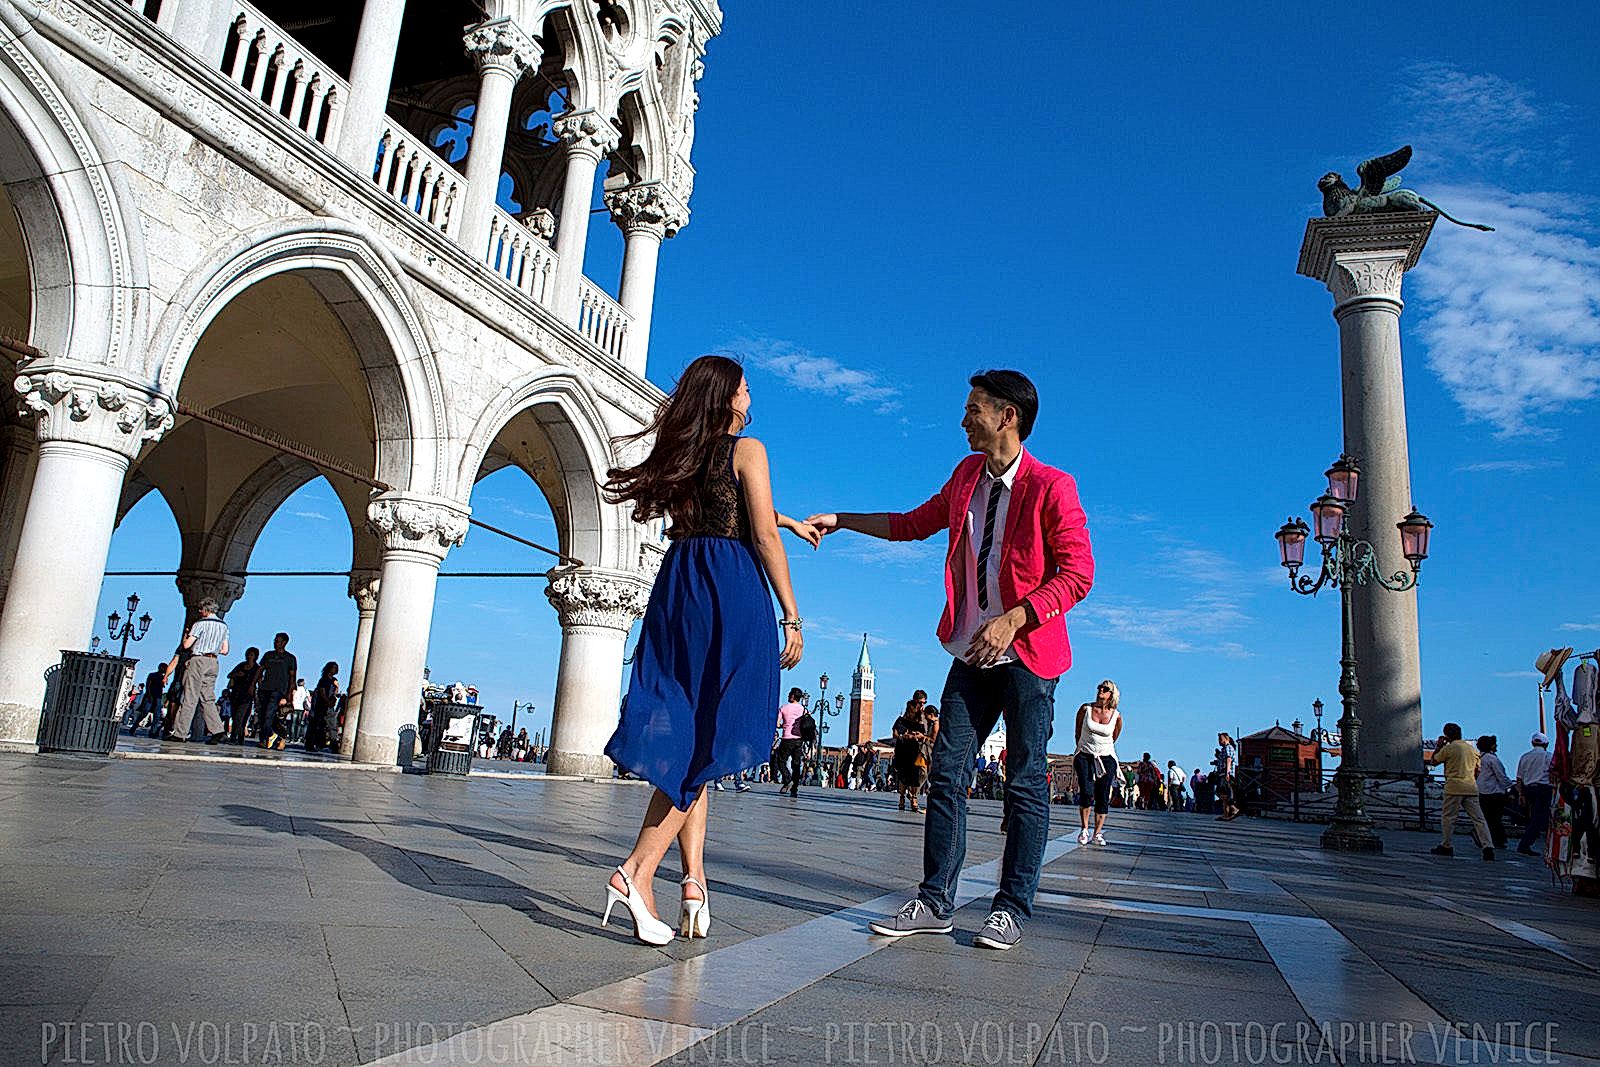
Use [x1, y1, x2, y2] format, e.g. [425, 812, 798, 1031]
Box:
[3, 751, 1598, 1066]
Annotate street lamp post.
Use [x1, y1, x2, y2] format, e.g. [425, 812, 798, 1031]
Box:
[105, 593, 152, 659]
[1312, 698, 1324, 768]
[1275, 454, 1433, 854]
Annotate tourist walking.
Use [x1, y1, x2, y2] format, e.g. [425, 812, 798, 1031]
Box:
[305, 662, 339, 753]
[255, 633, 296, 746]
[129, 662, 168, 736]
[164, 598, 229, 744]
[774, 687, 807, 797]
[224, 647, 260, 744]
[1515, 732, 1553, 856]
[289, 678, 310, 743]
[1135, 753, 1161, 810]
[1166, 760, 1188, 812]
[1214, 733, 1240, 821]
[599, 354, 817, 945]
[811, 368, 1095, 951]
[1073, 680, 1121, 845]
[1475, 735, 1512, 850]
[892, 700, 934, 813]
[1429, 723, 1494, 860]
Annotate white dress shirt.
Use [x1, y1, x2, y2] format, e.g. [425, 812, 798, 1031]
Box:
[943, 450, 1022, 666]
[1516, 747, 1552, 787]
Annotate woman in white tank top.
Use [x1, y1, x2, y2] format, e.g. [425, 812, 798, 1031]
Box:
[1073, 680, 1122, 845]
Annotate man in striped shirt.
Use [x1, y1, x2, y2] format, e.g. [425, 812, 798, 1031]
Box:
[166, 597, 230, 744]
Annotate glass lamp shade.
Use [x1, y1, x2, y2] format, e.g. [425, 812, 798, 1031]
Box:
[107, 611, 121, 635]
[1275, 518, 1309, 569]
[126, 593, 140, 615]
[1397, 508, 1433, 565]
[835, 693, 845, 710]
[819, 673, 829, 690]
[1325, 455, 1360, 503]
[138, 612, 152, 636]
[1309, 495, 1345, 544]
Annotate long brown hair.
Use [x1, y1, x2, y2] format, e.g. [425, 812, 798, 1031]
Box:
[605, 354, 744, 528]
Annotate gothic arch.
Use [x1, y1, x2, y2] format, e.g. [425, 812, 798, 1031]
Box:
[145, 220, 448, 495]
[0, 4, 148, 366]
[456, 365, 627, 569]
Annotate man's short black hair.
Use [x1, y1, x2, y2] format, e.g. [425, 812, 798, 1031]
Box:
[788, 687, 804, 702]
[1442, 722, 1462, 740]
[969, 370, 1039, 441]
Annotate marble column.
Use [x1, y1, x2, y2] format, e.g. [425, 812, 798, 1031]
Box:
[351, 493, 468, 766]
[1298, 213, 1436, 776]
[0, 366, 172, 751]
[457, 18, 542, 254]
[544, 566, 649, 777]
[173, 570, 248, 629]
[550, 110, 620, 317]
[158, 1, 233, 63]
[0, 422, 39, 615]
[334, 0, 408, 171]
[605, 183, 687, 376]
[338, 569, 381, 759]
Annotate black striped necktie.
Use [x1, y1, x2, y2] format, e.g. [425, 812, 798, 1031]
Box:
[976, 476, 1003, 611]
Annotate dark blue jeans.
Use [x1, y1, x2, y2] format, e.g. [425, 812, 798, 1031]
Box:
[919, 657, 1057, 922]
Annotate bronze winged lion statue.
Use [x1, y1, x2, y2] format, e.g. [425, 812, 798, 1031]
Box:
[1318, 146, 1493, 231]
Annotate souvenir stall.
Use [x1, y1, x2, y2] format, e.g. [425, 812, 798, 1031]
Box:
[1538, 647, 1600, 895]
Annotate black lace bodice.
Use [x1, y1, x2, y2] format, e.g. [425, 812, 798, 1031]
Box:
[670, 435, 750, 540]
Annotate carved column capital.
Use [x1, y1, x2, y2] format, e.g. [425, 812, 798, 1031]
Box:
[552, 109, 621, 161]
[366, 492, 470, 562]
[174, 569, 247, 618]
[13, 364, 173, 458]
[347, 569, 382, 613]
[604, 182, 688, 239]
[1327, 252, 1406, 307]
[544, 566, 650, 631]
[463, 17, 542, 80]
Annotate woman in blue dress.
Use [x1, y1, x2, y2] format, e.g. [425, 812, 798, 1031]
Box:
[600, 354, 814, 944]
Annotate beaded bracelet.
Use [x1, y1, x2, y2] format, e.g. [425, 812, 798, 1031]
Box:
[778, 618, 804, 631]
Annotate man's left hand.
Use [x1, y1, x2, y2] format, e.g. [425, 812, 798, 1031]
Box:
[964, 609, 1025, 667]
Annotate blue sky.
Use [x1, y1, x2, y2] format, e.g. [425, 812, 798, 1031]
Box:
[102, 3, 1599, 773]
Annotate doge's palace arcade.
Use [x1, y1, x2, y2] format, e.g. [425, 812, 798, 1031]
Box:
[0, 0, 718, 773]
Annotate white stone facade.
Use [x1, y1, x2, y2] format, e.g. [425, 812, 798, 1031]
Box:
[0, 0, 719, 772]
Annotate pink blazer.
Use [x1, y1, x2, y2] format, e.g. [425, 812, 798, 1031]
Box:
[888, 450, 1094, 679]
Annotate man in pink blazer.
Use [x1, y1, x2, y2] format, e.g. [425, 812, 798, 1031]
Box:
[810, 369, 1094, 950]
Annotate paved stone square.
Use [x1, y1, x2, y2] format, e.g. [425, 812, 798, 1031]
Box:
[2, 752, 1596, 1066]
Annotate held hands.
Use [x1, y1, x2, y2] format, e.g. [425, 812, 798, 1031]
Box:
[777, 513, 822, 549]
[805, 514, 841, 538]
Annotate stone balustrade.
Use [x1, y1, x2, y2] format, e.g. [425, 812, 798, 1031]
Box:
[576, 279, 630, 362]
[486, 207, 559, 305]
[221, 2, 346, 147]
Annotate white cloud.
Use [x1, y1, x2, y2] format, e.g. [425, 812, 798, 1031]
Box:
[1409, 187, 1600, 436]
[1392, 63, 1600, 437]
[1455, 459, 1560, 474]
[1559, 620, 1600, 633]
[1073, 540, 1256, 658]
[723, 337, 902, 412]
[292, 510, 331, 521]
[833, 539, 940, 569]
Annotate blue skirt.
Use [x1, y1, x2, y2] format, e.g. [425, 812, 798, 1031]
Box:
[606, 536, 779, 810]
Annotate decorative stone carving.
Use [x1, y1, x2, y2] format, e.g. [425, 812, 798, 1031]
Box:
[638, 538, 666, 584]
[1329, 255, 1406, 305]
[520, 207, 557, 243]
[347, 569, 381, 613]
[463, 17, 542, 79]
[367, 494, 470, 559]
[174, 570, 247, 618]
[14, 365, 173, 458]
[551, 109, 621, 159]
[605, 182, 689, 239]
[545, 566, 650, 630]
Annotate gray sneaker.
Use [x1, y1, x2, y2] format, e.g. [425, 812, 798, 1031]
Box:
[974, 910, 1021, 950]
[869, 898, 953, 938]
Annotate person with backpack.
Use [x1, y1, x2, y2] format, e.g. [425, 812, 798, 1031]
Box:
[1136, 753, 1162, 810]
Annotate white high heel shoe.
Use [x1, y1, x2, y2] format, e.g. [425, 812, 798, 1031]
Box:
[602, 866, 675, 945]
[680, 876, 711, 939]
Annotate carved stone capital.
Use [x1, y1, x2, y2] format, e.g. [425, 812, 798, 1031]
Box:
[551, 109, 621, 159]
[519, 206, 557, 243]
[463, 17, 542, 80]
[347, 569, 381, 614]
[604, 182, 688, 239]
[367, 493, 470, 560]
[13, 364, 173, 458]
[545, 566, 650, 631]
[637, 539, 667, 585]
[1328, 253, 1406, 305]
[174, 569, 247, 618]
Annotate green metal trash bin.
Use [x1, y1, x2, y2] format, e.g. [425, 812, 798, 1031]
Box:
[38, 651, 137, 756]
